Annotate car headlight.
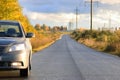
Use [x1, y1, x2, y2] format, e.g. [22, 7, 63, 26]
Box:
[9, 44, 25, 52]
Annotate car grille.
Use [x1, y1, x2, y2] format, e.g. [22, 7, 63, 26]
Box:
[0, 46, 6, 53]
[0, 62, 10, 67]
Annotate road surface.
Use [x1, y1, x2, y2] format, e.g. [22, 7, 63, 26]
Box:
[1, 35, 120, 80]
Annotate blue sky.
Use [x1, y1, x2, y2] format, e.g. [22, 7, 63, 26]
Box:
[18, 0, 120, 30]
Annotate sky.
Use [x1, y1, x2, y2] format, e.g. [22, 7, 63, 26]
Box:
[18, 0, 120, 30]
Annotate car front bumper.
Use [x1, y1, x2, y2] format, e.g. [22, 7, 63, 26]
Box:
[0, 51, 29, 70]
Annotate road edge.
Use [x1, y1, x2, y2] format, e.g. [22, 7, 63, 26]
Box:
[32, 35, 63, 53]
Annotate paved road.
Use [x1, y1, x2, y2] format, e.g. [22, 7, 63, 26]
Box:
[1, 35, 120, 80]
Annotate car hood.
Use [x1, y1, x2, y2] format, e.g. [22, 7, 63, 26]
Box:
[0, 37, 25, 45]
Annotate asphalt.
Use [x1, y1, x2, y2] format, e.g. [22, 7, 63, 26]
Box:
[1, 35, 120, 80]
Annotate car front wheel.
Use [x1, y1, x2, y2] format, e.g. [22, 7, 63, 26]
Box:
[20, 66, 30, 77]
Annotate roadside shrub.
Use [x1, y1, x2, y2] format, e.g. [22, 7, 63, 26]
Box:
[104, 42, 120, 56]
[71, 30, 120, 56]
[104, 43, 116, 52]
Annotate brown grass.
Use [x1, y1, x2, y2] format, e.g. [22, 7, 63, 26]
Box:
[30, 32, 61, 52]
[78, 38, 107, 51]
[78, 38, 120, 56]
[71, 30, 120, 56]
[105, 42, 120, 56]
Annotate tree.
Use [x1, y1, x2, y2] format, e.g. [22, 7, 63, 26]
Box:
[0, 0, 36, 33]
[60, 26, 64, 31]
[0, 0, 22, 20]
[41, 24, 50, 31]
[35, 24, 41, 31]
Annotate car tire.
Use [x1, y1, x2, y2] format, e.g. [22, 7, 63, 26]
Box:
[29, 63, 31, 70]
[29, 55, 32, 70]
[20, 66, 30, 77]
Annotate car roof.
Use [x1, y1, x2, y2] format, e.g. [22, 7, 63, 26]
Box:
[0, 20, 20, 24]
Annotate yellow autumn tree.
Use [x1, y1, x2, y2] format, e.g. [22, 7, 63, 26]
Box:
[0, 0, 36, 32]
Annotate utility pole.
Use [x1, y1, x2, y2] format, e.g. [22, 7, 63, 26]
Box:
[69, 21, 71, 31]
[109, 15, 111, 30]
[90, 0, 93, 31]
[76, 7, 78, 30]
[85, 0, 99, 31]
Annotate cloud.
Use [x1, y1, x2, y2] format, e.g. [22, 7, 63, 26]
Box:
[23, 7, 120, 29]
[100, 0, 120, 5]
[28, 12, 75, 23]
[24, 9, 76, 26]
[92, 9, 120, 29]
[19, 0, 84, 13]
[85, 0, 120, 4]
[23, 9, 90, 29]
[19, 0, 120, 29]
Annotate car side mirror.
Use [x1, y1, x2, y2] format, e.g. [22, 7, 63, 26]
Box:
[26, 33, 35, 38]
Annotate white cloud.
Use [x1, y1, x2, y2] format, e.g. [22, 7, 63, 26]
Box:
[24, 8, 76, 26]
[24, 9, 89, 29]
[86, 0, 120, 4]
[28, 12, 76, 23]
[23, 8, 120, 29]
[92, 9, 120, 29]
[100, 0, 120, 4]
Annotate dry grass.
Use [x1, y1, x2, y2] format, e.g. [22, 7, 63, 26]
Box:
[78, 38, 120, 56]
[31, 37, 52, 49]
[30, 32, 61, 52]
[71, 30, 120, 56]
[105, 42, 120, 56]
[78, 38, 107, 51]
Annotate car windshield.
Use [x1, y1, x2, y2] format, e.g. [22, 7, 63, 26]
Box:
[0, 22, 23, 37]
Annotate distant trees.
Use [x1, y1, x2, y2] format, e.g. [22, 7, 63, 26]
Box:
[53, 26, 67, 31]
[35, 24, 67, 32]
[35, 24, 41, 30]
[42, 24, 50, 31]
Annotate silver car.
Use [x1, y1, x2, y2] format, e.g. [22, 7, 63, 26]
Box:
[0, 20, 34, 77]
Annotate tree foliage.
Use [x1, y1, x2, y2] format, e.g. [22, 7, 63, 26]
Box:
[0, 0, 35, 33]
[0, 0, 21, 20]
